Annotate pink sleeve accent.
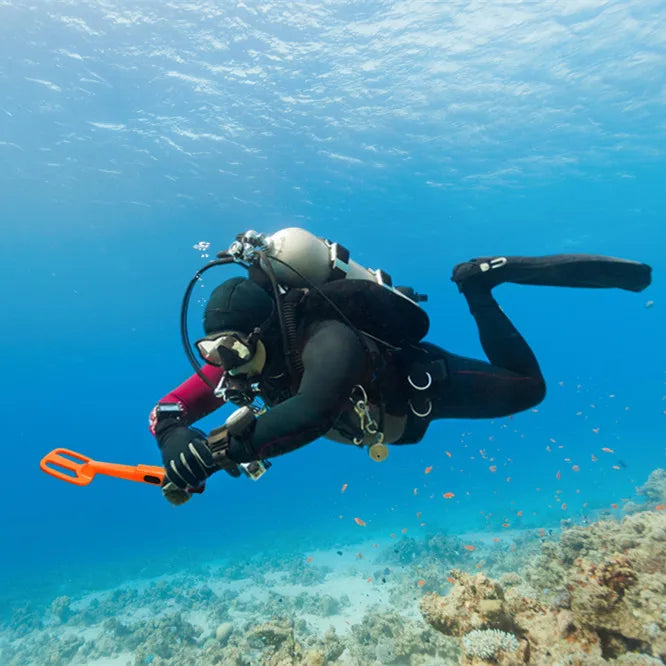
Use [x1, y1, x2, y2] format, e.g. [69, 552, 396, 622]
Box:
[151, 365, 226, 431]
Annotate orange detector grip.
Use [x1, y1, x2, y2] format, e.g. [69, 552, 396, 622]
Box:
[40, 448, 166, 487]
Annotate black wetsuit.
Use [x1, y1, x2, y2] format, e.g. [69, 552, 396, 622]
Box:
[227, 290, 545, 463]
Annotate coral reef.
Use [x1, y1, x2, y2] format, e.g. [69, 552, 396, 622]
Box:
[421, 509, 666, 665]
[462, 629, 520, 663]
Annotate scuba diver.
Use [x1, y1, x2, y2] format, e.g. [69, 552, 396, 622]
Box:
[149, 228, 652, 505]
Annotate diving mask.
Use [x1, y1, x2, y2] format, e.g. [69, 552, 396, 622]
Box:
[195, 330, 257, 369]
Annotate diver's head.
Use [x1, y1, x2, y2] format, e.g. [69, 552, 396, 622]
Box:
[197, 277, 274, 376]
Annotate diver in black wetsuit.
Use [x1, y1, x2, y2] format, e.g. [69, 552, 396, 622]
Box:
[150, 230, 652, 505]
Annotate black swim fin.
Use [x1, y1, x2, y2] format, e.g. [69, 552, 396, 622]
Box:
[452, 254, 652, 293]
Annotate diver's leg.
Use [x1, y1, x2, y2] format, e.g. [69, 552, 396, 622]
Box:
[415, 284, 547, 420]
[420, 343, 545, 419]
[452, 254, 652, 293]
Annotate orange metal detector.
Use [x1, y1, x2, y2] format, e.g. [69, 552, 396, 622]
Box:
[40, 448, 205, 493]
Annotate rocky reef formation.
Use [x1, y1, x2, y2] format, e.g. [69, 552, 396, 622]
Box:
[421, 509, 666, 665]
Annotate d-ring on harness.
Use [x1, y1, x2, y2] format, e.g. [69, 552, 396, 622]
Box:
[408, 370, 433, 417]
[406, 358, 448, 418]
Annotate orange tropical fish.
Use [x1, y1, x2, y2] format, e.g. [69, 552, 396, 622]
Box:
[502, 522, 510, 528]
[367, 577, 372, 582]
[601, 447, 614, 453]
[655, 504, 665, 511]
[591, 454, 598, 462]
[463, 544, 475, 551]
[445, 450, 452, 458]
[340, 483, 348, 493]
[306, 557, 313, 563]
[416, 511, 422, 518]
[492, 537, 500, 543]
[424, 466, 433, 474]
[611, 503, 618, 509]
[571, 465, 580, 472]
[556, 470, 561, 480]
[516, 510, 523, 517]
[488, 465, 497, 473]
[538, 528, 546, 537]
[390, 533, 396, 538]
[446, 577, 456, 584]
[442, 492, 455, 499]
[354, 517, 366, 526]
[561, 503, 568, 511]
[416, 579, 426, 587]
[401, 527, 408, 534]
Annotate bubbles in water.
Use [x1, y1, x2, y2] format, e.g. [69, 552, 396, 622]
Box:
[193, 240, 210, 258]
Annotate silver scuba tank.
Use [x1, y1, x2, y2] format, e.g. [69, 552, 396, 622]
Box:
[229, 227, 421, 304]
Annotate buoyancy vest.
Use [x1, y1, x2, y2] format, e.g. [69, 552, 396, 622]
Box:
[299, 279, 430, 347]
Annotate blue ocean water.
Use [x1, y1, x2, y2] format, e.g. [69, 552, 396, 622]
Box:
[1, 0, 664, 660]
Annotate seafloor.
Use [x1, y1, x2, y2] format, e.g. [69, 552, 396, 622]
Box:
[2, 470, 665, 666]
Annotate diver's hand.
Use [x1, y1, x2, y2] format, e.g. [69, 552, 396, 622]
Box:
[157, 425, 217, 490]
[161, 481, 193, 506]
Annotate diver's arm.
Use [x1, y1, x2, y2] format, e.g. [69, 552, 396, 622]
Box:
[229, 319, 367, 462]
[148, 364, 226, 434]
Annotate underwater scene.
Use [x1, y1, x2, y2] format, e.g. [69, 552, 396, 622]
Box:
[2, 1, 665, 665]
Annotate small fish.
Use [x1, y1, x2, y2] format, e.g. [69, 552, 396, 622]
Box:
[367, 577, 372, 582]
[446, 577, 456, 584]
[442, 492, 455, 499]
[591, 454, 598, 462]
[390, 533, 396, 538]
[592, 427, 600, 434]
[413, 487, 418, 496]
[516, 510, 523, 517]
[444, 450, 452, 458]
[572, 465, 580, 472]
[354, 517, 366, 526]
[424, 466, 433, 474]
[502, 522, 510, 528]
[416, 511, 422, 518]
[611, 503, 618, 509]
[306, 557, 313, 563]
[612, 465, 621, 470]
[655, 504, 665, 511]
[556, 470, 561, 480]
[561, 503, 568, 511]
[601, 447, 614, 454]
[416, 579, 426, 587]
[488, 465, 497, 473]
[401, 527, 408, 534]
[492, 537, 500, 543]
[463, 545, 475, 551]
[357, 553, 363, 559]
[340, 483, 348, 493]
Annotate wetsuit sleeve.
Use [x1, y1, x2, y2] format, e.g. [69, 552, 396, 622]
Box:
[231, 319, 367, 462]
[148, 364, 226, 433]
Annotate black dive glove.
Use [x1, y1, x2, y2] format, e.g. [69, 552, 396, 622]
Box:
[157, 424, 217, 490]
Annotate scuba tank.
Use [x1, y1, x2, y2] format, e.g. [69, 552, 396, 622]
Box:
[229, 227, 428, 305]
